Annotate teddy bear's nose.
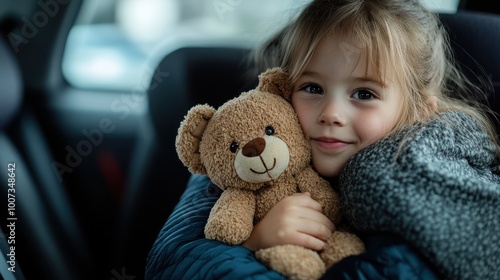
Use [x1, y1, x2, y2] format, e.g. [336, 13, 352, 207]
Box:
[242, 137, 266, 157]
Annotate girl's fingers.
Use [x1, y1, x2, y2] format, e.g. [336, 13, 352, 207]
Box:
[278, 209, 334, 244]
[245, 193, 337, 252]
[288, 192, 323, 213]
[285, 231, 327, 251]
[298, 207, 336, 232]
[283, 195, 336, 232]
[296, 216, 334, 242]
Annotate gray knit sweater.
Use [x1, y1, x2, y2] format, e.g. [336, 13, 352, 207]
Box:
[339, 111, 500, 280]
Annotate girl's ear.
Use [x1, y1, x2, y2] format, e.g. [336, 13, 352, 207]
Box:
[257, 67, 293, 101]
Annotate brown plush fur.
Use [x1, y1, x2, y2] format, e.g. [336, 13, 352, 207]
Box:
[176, 67, 365, 280]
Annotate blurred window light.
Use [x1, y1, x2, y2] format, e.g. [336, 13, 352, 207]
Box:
[62, 0, 460, 91]
[421, 0, 460, 13]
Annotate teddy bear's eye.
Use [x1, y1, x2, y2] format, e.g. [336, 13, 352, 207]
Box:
[265, 126, 275, 136]
[230, 141, 239, 153]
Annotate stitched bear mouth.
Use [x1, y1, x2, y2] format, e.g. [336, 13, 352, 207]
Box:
[250, 156, 277, 175]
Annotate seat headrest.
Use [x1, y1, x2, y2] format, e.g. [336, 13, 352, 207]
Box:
[439, 12, 500, 117]
[0, 36, 23, 129]
[148, 46, 258, 140]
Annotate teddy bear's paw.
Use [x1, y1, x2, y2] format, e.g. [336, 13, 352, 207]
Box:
[204, 217, 251, 245]
[320, 231, 366, 268]
[256, 244, 325, 280]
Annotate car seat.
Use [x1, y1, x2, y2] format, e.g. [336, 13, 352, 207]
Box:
[118, 9, 500, 279]
[439, 11, 500, 122]
[0, 34, 94, 280]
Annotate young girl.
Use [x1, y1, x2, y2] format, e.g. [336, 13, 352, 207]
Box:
[146, 0, 500, 279]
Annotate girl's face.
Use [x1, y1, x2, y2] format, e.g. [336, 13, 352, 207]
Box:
[292, 36, 404, 177]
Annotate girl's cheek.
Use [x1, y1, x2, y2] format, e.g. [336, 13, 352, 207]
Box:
[355, 117, 393, 145]
[292, 101, 313, 132]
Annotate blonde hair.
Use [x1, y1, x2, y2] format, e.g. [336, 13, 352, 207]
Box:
[254, 0, 499, 149]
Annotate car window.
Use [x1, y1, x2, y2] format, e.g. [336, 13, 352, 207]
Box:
[62, 0, 460, 91]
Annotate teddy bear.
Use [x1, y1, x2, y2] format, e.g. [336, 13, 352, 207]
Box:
[175, 67, 365, 280]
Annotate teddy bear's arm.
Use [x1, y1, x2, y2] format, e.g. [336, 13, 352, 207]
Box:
[294, 167, 342, 224]
[204, 188, 256, 245]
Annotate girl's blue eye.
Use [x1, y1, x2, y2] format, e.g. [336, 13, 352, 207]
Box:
[352, 89, 376, 100]
[301, 84, 323, 94]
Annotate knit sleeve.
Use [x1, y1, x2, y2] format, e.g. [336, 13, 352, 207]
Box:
[339, 112, 500, 280]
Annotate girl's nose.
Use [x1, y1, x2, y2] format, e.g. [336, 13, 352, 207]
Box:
[318, 100, 346, 126]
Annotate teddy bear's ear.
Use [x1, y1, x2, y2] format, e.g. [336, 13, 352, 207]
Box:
[257, 67, 293, 101]
[175, 104, 215, 175]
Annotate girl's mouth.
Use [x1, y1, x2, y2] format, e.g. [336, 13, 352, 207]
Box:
[312, 137, 351, 151]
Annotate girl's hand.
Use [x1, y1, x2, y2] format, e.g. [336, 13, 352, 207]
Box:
[242, 192, 335, 252]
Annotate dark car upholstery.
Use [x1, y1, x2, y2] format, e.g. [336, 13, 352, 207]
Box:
[0, 35, 93, 280]
[439, 12, 500, 122]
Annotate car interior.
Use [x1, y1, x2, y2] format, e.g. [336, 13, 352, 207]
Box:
[0, 0, 499, 280]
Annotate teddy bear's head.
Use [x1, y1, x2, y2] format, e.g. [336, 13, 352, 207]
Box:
[175, 68, 310, 191]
